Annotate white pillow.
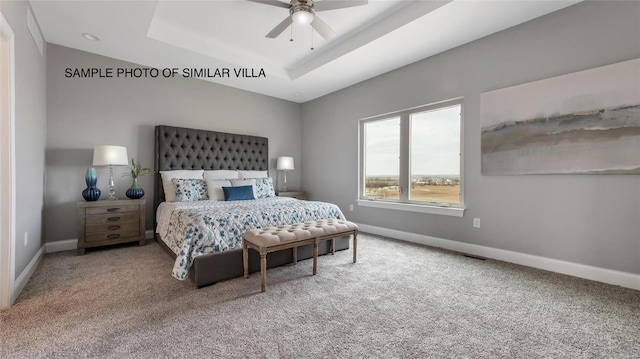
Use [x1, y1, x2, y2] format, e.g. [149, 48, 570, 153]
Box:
[206, 180, 232, 201]
[231, 179, 257, 198]
[160, 170, 204, 202]
[238, 170, 268, 179]
[204, 170, 239, 180]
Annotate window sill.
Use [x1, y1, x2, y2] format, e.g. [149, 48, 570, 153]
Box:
[357, 199, 465, 217]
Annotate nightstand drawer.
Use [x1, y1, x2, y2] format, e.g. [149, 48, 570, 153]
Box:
[85, 226, 141, 243]
[85, 212, 139, 225]
[86, 222, 140, 236]
[86, 204, 139, 215]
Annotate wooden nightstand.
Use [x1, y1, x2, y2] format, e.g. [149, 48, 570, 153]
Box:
[276, 191, 307, 200]
[77, 199, 146, 255]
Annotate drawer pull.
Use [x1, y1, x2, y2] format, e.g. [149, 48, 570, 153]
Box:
[107, 208, 121, 212]
[107, 234, 120, 239]
[107, 217, 121, 222]
[107, 225, 121, 230]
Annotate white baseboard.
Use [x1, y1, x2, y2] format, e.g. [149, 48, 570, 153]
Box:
[45, 239, 77, 253]
[45, 230, 155, 253]
[13, 245, 45, 303]
[357, 223, 640, 291]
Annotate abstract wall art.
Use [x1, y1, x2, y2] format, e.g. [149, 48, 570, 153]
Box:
[481, 58, 640, 175]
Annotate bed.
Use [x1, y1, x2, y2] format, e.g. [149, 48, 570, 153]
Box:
[153, 125, 350, 287]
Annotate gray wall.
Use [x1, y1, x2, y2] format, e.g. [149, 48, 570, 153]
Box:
[301, 1, 640, 274]
[0, 1, 47, 278]
[46, 44, 302, 242]
[0, 1, 47, 281]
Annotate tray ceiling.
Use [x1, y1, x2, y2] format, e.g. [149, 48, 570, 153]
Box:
[30, 0, 581, 102]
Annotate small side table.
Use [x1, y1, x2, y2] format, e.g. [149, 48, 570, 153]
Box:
[276, 191, 307, 200]
[77, 199, 146, 255]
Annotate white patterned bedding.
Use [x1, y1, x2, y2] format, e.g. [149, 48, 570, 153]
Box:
[156, 197, 346, 280]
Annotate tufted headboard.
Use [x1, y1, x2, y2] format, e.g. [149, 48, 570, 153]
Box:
[154, 125, 269, 214]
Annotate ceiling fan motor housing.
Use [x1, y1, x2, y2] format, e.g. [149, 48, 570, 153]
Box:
[290, 0, 315, 17]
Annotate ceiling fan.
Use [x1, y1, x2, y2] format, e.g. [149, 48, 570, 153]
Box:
[247, 0, 368, 41]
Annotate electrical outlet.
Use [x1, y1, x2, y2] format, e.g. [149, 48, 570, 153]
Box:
[349, 204, 354, 212]
[24, 232, 28, 246]
[473, 218, 481, 229]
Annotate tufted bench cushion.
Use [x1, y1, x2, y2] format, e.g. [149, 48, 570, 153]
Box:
[242, 219, 358, 292]
[242, 219, 358, 248]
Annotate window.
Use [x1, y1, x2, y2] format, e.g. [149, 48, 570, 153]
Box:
[359, 99, 463, 216]
[363, 117, 400, 200]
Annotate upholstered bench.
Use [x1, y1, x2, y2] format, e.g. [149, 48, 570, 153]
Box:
[242, 219, 358, 292]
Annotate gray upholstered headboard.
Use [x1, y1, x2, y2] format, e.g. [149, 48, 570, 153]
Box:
[154, 125, 268, 214]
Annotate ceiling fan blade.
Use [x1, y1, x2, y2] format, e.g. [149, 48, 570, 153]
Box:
[314, 0, 368, 12]
[266, 16, 294, 38]
[246, 0, 291, 9]
[311, 16, 336, 40]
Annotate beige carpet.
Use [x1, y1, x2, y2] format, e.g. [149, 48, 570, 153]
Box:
[1, 234, 639, 358]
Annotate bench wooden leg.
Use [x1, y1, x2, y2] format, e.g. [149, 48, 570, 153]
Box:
[331, 238, 335, 255]
[313, 239, 318, 275]
[243, 240, 249, 279]
[260, 251, 267, 292]
[353, 230, 358, 263]
[293, 246, 297, 265]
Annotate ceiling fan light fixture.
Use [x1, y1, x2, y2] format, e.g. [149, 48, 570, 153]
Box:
[292, 10, 314, 25]
[253, 0, 366, 40]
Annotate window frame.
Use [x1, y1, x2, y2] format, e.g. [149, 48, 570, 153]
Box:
[357, 98, 465, 217]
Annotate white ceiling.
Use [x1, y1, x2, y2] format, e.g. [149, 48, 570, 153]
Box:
[30, 0, 581, 103]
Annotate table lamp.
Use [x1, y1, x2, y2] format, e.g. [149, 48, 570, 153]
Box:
[93, 145, 129, 200]
[276, 156, 294, 192]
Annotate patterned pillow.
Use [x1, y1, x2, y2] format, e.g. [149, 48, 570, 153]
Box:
[159, 170, 204, 202]
[172, 178, 208, 202]
[254, 177, 276, 198]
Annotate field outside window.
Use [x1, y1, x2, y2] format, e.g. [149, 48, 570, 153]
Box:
[363, 117, 400, 200]
[360, 99, 463, 209]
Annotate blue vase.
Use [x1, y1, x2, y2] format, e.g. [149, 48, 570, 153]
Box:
[126, 178, 145, 199]
[85, 167, 97, 187]
[82, 167, 101, 201]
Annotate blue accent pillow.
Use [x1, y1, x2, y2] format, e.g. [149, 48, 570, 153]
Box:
[223, 185, 255, 201]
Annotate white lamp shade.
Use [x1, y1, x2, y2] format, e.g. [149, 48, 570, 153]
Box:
[276, 156, 294, 171]
[92, 145, 129, 166]
[292, 10, 313, 25]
